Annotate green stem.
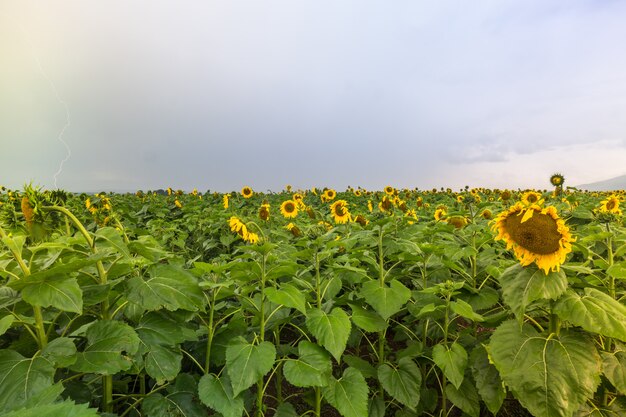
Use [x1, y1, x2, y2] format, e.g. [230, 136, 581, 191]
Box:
[314, 387, 322, 417]
[549, 301, 561, 337]
[205, 292, 216, 374]
[0, 226, 47, 348]
[257, 252, 268, 417]
[103, 374, 113, 413]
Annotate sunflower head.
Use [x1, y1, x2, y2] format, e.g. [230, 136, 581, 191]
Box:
[354, 214, 369, 226]
[521, 191, 543, 206]
[480, 209, 493, 220]
[596, 195, 623, 218]
[384, 186, 395, 196]
[446, 216, 468, 229]
[286, 222, 301, 237]
[223, 194, 230, 209]
[280, 200, 299, 218]
[330, 200, 351, 224]
[492, 203, 574, 274]
[323, 189, 337, 202]
[499, 190, 512, 201]
[241, 186, 254, 199]
[550, 173, 565, 187]
[434, 208, 447, 221]
[259, 203, 270, 221]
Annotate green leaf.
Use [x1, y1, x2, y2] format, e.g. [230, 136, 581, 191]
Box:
[432, 342, 467, 390]
[143, 373, 207, 417]
[197, 374, 244, 417]
[490, 320, 602, 417]
[10, 254, 106, 289]
[445, 377, 480, 417]
[275, 402, 298, 417]
[470, 345, 505, 415]
[225, 337, 276, 396]
[145, 345, 182, 385]
[19, 277, 83, 313]
[368, 395, 385, 417]
[0, 350, 55, 412]
[265, 284, 306, 314]
[95, 227, 131, 258]
[360, 279, 412, 320]
[283, 340, 332, 387]
[2, 401, 100, 417]
[41, 337, 76, 368]
[127, 265, 205, 311]
[136, 312, 194, 347]
[71, 320, 140, 375]
[343, 355, 377, 379]
[607, 262, 626, 279]
[602, 351, 626, 395]
[306, 307, 352, 362]
[349, 304, 388, 332]
[377, 357, 421, 409]
[322, 367, 369, 417]
[450, 299, 484, 322]
[555, 288, 626, 342]
[0, 315, 14, 336]
[499, 264, 568, 320]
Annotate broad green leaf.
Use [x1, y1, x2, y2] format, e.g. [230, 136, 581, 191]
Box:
[95, 227, 131, 258]
[306, 307, 351, 362]
[607, 262, 626, 279]
[360, 279, 412, 320]
[1, 235, 26, 261]
[377, 357, 421, 409]
[499, 264, 568, 320]
[127, 265, 205, 311]
[368, 395, 385, 417]
[432, 342, 467, 389]
[602, 351, 626, 395]
[198, 374, 244, 417]
[450, 299, 484, 322]
[322, 367, 369, 417]
[265, 284, 306, 314]
[71, 320, 140, 375]
[490, 320, 602, 417]
[343, 355, 377, 379]
[275, 402, 298, 417]
[20, 277, 83, 313]
[0, 287, 20, 309]
[0, 315, 14, 336]
[10, 254, 106, 288]
[470, 345, 505, 415]
[225, 337, 276, 396]
[283, 340, 332, 387]
[445, 377, 480, 417]
[349, 304, 388, 332]
[0, 350, 55, 412]
[136, 312, 194, 347]
[3, 401, 100, 417]
[555, 288, 626, 342]
[145, 345, 182, 385]
[41, 337, 76, 368]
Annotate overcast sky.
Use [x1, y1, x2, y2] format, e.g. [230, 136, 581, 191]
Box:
[2, 0, 626, 192]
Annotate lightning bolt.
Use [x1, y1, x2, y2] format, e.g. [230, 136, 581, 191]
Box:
[2, 6, 72, 189]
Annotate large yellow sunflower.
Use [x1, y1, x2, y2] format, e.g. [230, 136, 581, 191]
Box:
[598, 195, 622, 215]
[492, 203, 574, 274]
[241, 186, 254, 199]
[330, 200, 351, 224]
[280, 200, 299, 218]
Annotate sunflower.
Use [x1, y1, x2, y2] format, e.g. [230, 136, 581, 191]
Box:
[353, 189, 362, 197]
[384, 186, 395, 196]
[434, 208, 447, 221]
[280, 200, 299, 218]
[286, 222, 301, 237]
[323, 189, 337, 202]
[405, 209, 418, 224]
[367, 200, 373, 212]
[228, 216, 249, 240]
[550, 173, 565, 187]
[499, 190, 512, 201]
[223, 194, 230, 209]
[354, 214, 369, 226]
[521, 191, 543, 206]
[480, 209, 492, 220]
[174, 199, 182, 208]
[378, 196, 394, 213]
[241, 186, 254, 199]
[456, 195, 464, 203]
[446, 215, 467, 229]
[259, 203, 270, 221]
[598, 195, 622, 215]
[492, 203, 574, 274]
[330, 200, 351, 224]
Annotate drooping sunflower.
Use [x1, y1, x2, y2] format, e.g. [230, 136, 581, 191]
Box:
[223, 194, 230, 209]
[598, 195, 622, 215]
[354, 214, 369, 226]
[434, 208, 447, 221]
[446, 215, 468, 229]
[378, 196, 394, 213]
[286, 222, 301, 237]
[228, 216, 249, 240]
[492, 203, 574, 274]
[280, 200, 299, 218]
[241, 186, 254, 199]
[330, 200, 351, 224]
[550, 173, 565, 187]
[521, 191, 543, 206]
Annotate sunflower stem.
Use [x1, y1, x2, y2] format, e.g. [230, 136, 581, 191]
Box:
[549, 301, 561, 337]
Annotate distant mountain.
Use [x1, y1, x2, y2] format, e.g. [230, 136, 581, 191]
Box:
[575, 174, 626, 191]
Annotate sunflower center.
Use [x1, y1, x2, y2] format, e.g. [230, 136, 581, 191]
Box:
[503, 210, 561, 255]
[285, 202, 295, 212]
[528, 194, 538, 203]
[335, 205, 346, 216]
[606, 200, 616, 210]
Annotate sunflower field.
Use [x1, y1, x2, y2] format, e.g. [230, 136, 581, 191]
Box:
[1, 182, 625, 417]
